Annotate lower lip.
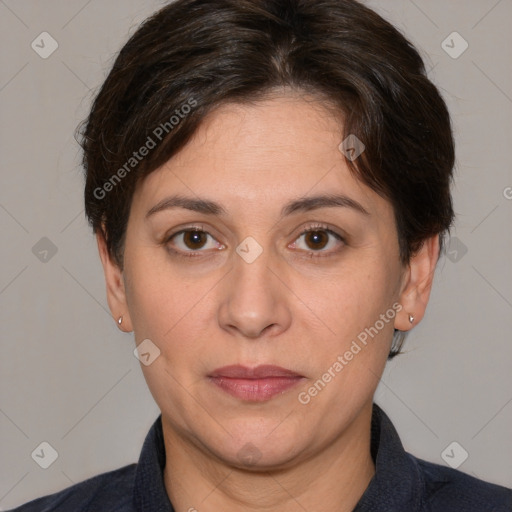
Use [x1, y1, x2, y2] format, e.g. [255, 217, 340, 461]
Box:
[209, 376, 304, 402]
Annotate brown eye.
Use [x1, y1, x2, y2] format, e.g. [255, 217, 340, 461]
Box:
[182, 230, 208, 249]
[292, 227, 344, 256]
[167, 228, 225, 257]
[304, 230, 329, 250]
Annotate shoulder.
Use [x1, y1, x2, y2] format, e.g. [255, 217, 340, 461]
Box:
[7, 464, 137, 512]
[412, 455, 512, 511]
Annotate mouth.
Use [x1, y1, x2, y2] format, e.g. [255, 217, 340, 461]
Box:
[208, 365, 305, 402]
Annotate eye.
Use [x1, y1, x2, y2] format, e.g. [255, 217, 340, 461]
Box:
[167, 227, 224, 256]
[165, 224, 344, 259]
[290, 225, 345, 255]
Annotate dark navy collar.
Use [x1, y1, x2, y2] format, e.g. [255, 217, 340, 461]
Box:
[133, 403, 425, 512]
[353, 403, 425, 511]
[133, 413, 174, 511]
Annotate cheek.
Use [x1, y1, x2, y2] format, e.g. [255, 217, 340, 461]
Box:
[303, 258, 400, 339]
[293, 263, 400, 413]
[123, 248, 221, 350]
[125, 266, 188, 339]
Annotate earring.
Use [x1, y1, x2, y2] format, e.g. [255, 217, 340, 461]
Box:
[117, 316, 123, 326]
[408, 314, 415, 324]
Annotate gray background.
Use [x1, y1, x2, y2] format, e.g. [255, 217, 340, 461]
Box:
[1, 0, 511, 508]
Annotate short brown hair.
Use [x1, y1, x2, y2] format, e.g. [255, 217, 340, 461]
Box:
[80, 0, 455, 356]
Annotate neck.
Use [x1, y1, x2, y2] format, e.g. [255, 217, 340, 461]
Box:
[162, 402, 376, 512]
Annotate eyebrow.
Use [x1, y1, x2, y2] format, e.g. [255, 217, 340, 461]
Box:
[146, 193, 370, 219]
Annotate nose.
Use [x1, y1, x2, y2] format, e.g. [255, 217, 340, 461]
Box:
[217, 247, 292, 340]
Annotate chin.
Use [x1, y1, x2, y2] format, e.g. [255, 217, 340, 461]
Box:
[205, 419, 309, 470]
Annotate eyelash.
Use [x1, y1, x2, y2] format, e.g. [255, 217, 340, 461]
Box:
[165, 223, 345, 259]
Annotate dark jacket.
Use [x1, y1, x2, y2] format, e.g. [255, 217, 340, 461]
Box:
[8, 404, 512, 511]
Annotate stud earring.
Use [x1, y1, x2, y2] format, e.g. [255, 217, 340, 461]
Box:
[408, 314, 415, 324]
[117, 316, 123, 326]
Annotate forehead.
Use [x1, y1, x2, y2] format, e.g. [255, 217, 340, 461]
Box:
[176, 93, 343, 179]
[132, 94, 391, 220]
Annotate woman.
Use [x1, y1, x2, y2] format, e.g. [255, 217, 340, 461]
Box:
[10, 0, 511, 510]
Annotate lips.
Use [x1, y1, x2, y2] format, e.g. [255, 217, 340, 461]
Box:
[208, 365, 305, 402]
[209, 364, 303, 379]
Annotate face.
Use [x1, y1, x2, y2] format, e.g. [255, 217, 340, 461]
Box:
[100, 92, 437, 470]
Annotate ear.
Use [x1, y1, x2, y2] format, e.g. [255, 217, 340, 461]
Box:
[394, 235, 440, 331]
[96, 231, 133, 332]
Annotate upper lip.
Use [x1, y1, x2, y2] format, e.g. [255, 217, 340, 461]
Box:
[209, 365, 303, 379]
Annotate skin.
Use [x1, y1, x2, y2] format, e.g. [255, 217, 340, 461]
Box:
[98, 91, 439, 512]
